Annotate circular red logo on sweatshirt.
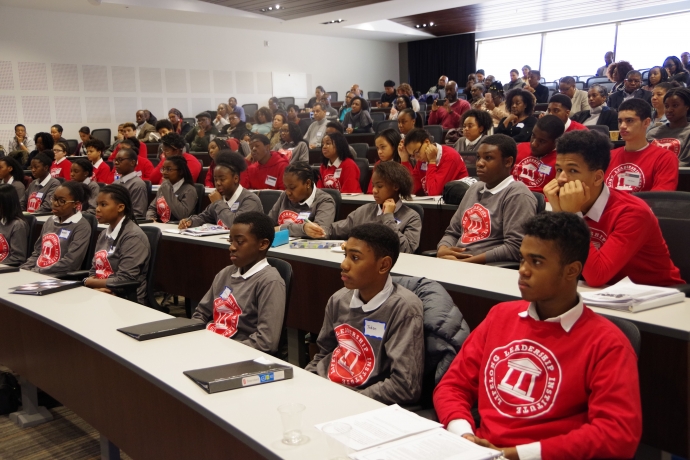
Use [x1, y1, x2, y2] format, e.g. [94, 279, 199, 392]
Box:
[93, 250, 114, 279]
[208, 292, 242, 338]
[328, 324, 375, 387]
[605, 163, 645, 193]
[27, 192, 42, 213]
[322, 174, 342, 191]
[513, 157, 547, 188]
[461, 204, 491, 244]
[589, 228, 608, 249]
[653, 138, 681, 155]
[0, 234, 9, 262]
[485, 339, 562, 419]
[156, 197, 171, 223]
[37, 233, 60, 268]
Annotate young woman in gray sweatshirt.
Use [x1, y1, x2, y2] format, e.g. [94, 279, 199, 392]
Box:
[0, 183, 30, 265]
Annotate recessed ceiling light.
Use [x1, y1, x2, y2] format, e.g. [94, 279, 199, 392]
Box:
[415, 25, 420, 28]
[275, 4, 280, 9]
[429, 22, 434, 26]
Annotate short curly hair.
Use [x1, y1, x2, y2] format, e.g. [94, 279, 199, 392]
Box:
[371, 160, 413, 200]
[233, 211, 275, 246]
[505, 88, 536, 116]
[349, 223, 400, 265]
[461, 109, 494, 135]
[254, 107, 273, 124]
[523, 212, 591, 266]
[556, 130, 611, 172]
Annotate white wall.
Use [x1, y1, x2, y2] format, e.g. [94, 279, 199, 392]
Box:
[0, 5, 398, 145]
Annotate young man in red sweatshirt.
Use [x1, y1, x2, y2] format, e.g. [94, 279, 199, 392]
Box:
[428, 81, 471, 129]
[105, 139, 154, 183]
[240, 134, 288, 190]
[434, 212, 642, 460]
[544, 130, 683, 287]
[110, 123, 148, 159]
[148, 133, 202, 185]
[84, 139, 111, 183]
[512, 115, 564, 194]
[546, 94, 587, 133]
[402, 128, 468, 196]
[605, 98, 678, 192]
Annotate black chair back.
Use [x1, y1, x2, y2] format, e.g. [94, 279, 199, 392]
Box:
[352, 158, 371, 193]
[320, 188, 342, 220]
[256, 189, 282, 214]
[633, 191, 690, 218]
[327, 92, 338, 102]
[243, 104, 258, 120]
[350, 143, 369, 159]
[80, 213, 99, 271]
[532, 191, 546, 213]
[23, 214, 37, 261]
[419, 101, 427, 112]
[588, 125, 610, 137]
[143, 180, 152, 197]
[406, 203, 424, 222]
[278, 97, 295, 107]
[605, 316, 641, 356]
[586, 76, 611, 89]
[267, 257, 293, 316]
[193, 183, 206, 214]
[91, 129, 111, 148]
[141, 225, 162, 309]
[368, 91, 382, 100]
[56, 177, 65, 184]
[66, 139, 78, 155]
[376, 120, 399, 133]
[183, 117, 196, 126]
[298, 118, 314, 137]
[371, 112, 386, 123]
[575, 81, 585, 90]
[424, 125, 443, 144]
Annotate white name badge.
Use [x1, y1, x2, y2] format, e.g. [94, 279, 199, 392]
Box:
[516, 123, 525, 128]
[220, 286, 232, 300]
[623, 172, 641, 187]
[538, 163, 552, 175]
[230, 202, 239, 212]
[36, 192, 44, 199]
[265, 175, 277, 187]
[364, 320, 386, 339]
[298, 211, 311, 220]
[136, 170, 142, 177]
[334, 169, 342, 179]
[59, 229, 71, 239]
[421, 163, 428, 171]
[316, 132, 323, 138]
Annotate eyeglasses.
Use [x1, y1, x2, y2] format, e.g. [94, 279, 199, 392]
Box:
[53, 149, 64, 153]
[113, 157, 133, 164]
[51, 197, 75, 206]
[161, 167, 178, 172]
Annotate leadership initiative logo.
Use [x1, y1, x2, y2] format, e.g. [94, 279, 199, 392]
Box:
[93, 250, 114, 279]
[328, 324, 375, 387]
[606, 163, 645, 192]
[26, 192, 42, 213]
[217, 219, 229, 229]
[208, 292, 242, 338]
[322, 174, 342, 191]
[589, 228, 608, 249]
[653, 138, 681, 155]
[421, 175, 429, 194]
[156, 197, 171, 223]
[513, 157, 548, 188]
[485, 339, 562, 418]
[0, 234, 8, 262]
[37, 234, 60, 268]
[461, 204, 491, 244]
[278, 210, 303, 225]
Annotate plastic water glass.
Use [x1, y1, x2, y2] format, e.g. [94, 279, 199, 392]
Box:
[278, 403, 308, 445]
[322, 422, 352, 460]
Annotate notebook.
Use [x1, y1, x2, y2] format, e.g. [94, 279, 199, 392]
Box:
[10, 279, 81, 296]
[184, 357, 293, 393]
[165, 224, 229, 237]
[117, 318, 206, 341]
[581, 277, 685, 312]
[289, 239, 344, 249]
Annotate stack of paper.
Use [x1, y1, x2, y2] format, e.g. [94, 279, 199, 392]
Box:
[289, 239, 344, 249]
[315, 405, 501, 460]
[581, 277, 684, 312]
[164, 224, 229, 237]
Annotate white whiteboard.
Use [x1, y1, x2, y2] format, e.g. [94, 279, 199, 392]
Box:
[272, 72, 308, 99]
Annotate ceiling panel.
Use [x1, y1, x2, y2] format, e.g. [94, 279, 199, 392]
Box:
[391, 0, 685, 37]
[200, 0, 391, 20]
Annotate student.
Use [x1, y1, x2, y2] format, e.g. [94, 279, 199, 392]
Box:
[317, 132, 362, 193]
[0, 156, 27, 209]
[268, 162, 336, 237]
[304, 103, 329, 148]
[240, 134, 289, 190]
[25, 152, 61, 213]
[249, 107, 272, 135]
[428, 82, 471, 130]
[146, 155, 197, 223]
[84, 184, 151, 304]
[453, 109, 493, 153]
[343, 97, 374, 134]
[608, 70, 652, 110]
[545, 94, 587, 133]
[149, 133, 202, 185]
[380, 80, 397, 107]
[21, 181, 92, 275]
[50, 124, 67, 146]
[104, 124, 125, 159]
[192, 212, 286, 353]
[396, 108, 423, 140]
[180, 152, 262, 230]
[437, 134, 537, 264]
[274, 122, 309, 164]
[305, 223, 424, 405]
[495, 89, 538, 143]
[23, 132, 53, 169]
[107, 138, 154, 182]
[112, 148, 148, 219]
[168, 108, 193, 137]
[367, 129, 402, 193]
[648, 82, 677, 131]
[306, 161, 421, 254]
[70, 158, 100, 214]
[647, 87, 690, 166]
[512, 115, 565, 194]
[74, 126, 91, 156]
[544, 130, 683, 287]
[206, 138, 237, 188]
[570, 84, 619, 131]
[0, 184, 30, 265]
[84, 139, 111, 183]
[434, 212, 642, 460]
[110, 123, 149, 159]
[403, 128, 469, 196]
[50, 142, 72, 180]
[605, 99, 678, 192]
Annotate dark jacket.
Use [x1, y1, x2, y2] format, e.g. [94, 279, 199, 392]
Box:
[607, 88, 652, 111]
[392, 275, 470, 384]
[532, 84, 550, 104]
[571, 106, 619, 131]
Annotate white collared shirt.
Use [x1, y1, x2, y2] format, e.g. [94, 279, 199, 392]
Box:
[226, 185, 244, 209]
[349, 275, 394, 313]
[518, 294, 585, 333]
[464, 135, 483, 149]
[231, 258, 269, 279]
[39, 174, 52, 187]
[106, 215, 126, 240]
[582, 185, 610, 223]
[84, 177, 92, 186]
[434, 143, 444, 167]
[564, 119, 572, 131]
[329, 157, 342, 169]
[55, 157, 66, 165]
[480, 175, 514, 194]
[52, 211, 83, 225]
[172, 179, 184, 194]
[376, 199, 402, 216]
[119, 171, 138, 184]
[1, 176, 14, 185]
[300, 185, 317, 207]
[625, 142, 649, 153]
[93, 158, 104, 169]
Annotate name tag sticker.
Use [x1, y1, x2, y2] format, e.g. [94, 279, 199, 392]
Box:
[220, 286, 232, 300]
[364, 320, 386, 339]
[623, 173, 641, 187]
[265, 175, 277, 187]
[334, 169, 342, 179]
[59, 229, 71, 239]
[230, 202, 239, 212]
[136, 171, 142, 177]
[298, 211, 311, 220]
[538, 163, 552, 175]
[36, 192, 44, 199]
[421, 163, 428, 171]
[317, 132, 323, 138]
[516, 123, 525, 128]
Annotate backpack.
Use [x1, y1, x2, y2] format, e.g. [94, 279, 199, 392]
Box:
[442, 177, 478, 205]
[0, 371, 20, 415]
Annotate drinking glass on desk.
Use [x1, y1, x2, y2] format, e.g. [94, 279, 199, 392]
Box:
[278, 403, 309, 445]
[322, 422, 352, 459]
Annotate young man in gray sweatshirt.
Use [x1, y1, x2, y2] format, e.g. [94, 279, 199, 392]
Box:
[306, 223, 424, 405]
[437, 134, 537, 263]
[193, 212, 286, 355]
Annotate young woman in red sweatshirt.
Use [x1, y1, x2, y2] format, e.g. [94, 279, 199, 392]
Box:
[240, 133, 289, 190]
[317, 131, 361, 193]
[366, 129, 402, 194]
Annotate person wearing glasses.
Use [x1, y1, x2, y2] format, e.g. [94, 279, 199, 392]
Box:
[146, 155, 197, 223]
[50, 142, 72, 181]
[21, 181, 93, 275]
[149, 133, 202, 185]
[112, 148, 148, 219]
[24, 152, 61, 213]
[607, 70, 652, 111]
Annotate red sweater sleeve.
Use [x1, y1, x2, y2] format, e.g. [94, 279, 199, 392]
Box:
[240, 168, 251, 188]
[403, 161, 423, 195]
[540, 339, 641, 460]
[61, 161, 72, 180]
[205, 161, 215, 187]
[94, 163, 111, 183]
[425, 152, 464, 196]
[149, 162, 163, 185]
[428, 109, 443, 126]
[339, 159, 362, 193]
[582, 210, 652, 287]
[138, 158, 154, 181]
[185, 154, 202, 182]
[652, 150, 679, 191]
